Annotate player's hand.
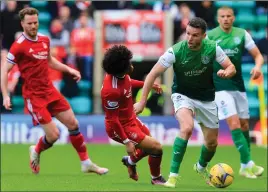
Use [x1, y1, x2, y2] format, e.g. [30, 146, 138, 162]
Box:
[152, 83, 163, 94]
[217, 69, 229, 79]
[134, 101, 145, 115]
[68, 68, 81, 82]
[250, 66, 262, 80]
[125, 141, 136, 158]
[3, 96, 12, 110]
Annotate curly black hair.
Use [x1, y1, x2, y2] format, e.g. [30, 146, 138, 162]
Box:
[102, 45, 133, 76]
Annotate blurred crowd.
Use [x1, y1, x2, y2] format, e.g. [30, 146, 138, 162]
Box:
[1, 0, 267, 114]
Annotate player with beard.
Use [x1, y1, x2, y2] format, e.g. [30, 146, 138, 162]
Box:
[1, 7, 108, 175]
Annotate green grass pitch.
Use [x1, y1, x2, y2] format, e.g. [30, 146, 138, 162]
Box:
[1, 144, 267, 191]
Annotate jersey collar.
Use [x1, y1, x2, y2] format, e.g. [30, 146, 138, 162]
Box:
[22, 32, 38, 42]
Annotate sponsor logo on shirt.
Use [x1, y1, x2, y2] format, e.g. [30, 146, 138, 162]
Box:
[42, 42, 48, 49]
[107, 101, 118, 108]
[184, 67, 207, 77]
[222, 48, 239, 56]
[32, 54, 47, 60]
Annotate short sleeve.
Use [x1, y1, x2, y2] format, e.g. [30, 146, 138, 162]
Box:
[102, 89, 120, 110]
[158, 47, 176, 68]
[215, 45, 227, 65]
[244, 30, 256, 51]
[7, 43, 21, 65]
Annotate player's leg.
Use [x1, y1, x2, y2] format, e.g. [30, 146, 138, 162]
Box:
[191, 100, 219, 185]
[194, 125, 218, 186]
[215, 91, 256, 178]
[25, 99, 58, 174]
[106, 123, 146, 181]
[240, 119, 251, 151]
[164, 94, 195, 188]
[236, 92, 264, 176]
[135, 117, 164, 183]
[136, 135, 166, 185]
[29, 121, 59, 174]
[51, 98, 108, 175]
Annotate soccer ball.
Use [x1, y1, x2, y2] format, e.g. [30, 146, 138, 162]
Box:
[209, 163, 234, 188]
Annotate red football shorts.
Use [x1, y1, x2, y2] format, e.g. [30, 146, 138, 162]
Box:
[105, 117, 150, 144]
[24, 89, 70, 126]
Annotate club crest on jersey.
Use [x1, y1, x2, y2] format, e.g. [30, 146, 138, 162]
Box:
[234, 37, 241, 44]
[42, 42, 48, 49]
[201, 55, 210, 64]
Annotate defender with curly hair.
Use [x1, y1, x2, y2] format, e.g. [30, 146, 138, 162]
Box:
[101, 45, 166, 185]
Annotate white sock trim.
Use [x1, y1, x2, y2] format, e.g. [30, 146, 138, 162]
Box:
[247, 160, 254, 168]
[169, 173, 178, 177]
[197, 162, 206, 171]
[81, 159, 92, 166]
[127, 156, 135, 165]
[152, 174, 161, 179]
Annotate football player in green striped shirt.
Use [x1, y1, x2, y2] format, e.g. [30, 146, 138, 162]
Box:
[134, 17, 236, 188]
[207, 6, 264, 179]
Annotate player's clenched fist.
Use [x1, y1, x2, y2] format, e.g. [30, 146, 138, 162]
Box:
[134, 101, 145, 115]
[125, 141, 136, 158]
[250, 66, 262, 80]
[152, 83, 163, 94]
[3, 96, 12, 110]
[68, 68, 81, 82]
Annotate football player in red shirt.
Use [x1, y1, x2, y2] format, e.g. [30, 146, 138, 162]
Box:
[101, 45, 166, 185]
[1, 7, 108, 175]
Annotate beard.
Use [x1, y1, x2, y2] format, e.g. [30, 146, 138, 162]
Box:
[26, 29, 37, 38]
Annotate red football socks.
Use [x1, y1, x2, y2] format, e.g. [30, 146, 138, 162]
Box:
[35, 136, 53, 154]
[69, 133, 89, 161]
[148, 154, 162, 177]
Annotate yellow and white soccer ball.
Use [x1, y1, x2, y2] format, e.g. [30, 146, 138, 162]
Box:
[210, 163, 234, 188]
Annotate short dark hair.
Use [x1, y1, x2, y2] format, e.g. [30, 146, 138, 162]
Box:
[19, 7, 39, 21]
[102, 45, 133, 76]
[188, 17, 207, 33]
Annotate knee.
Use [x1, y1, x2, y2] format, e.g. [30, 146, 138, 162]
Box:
[180, 125, 193, 140]
[205, 139, 218, 150]
[227, 117, 241, 130]
[67, 118, 79, 130]
[151, 141, 163, 155]
[46, 129, 60, 143]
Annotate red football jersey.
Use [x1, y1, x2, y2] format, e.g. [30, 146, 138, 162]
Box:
[101, 74, 146, 141]
[101, 74, 135, 124]
[7, 33, 56, 98]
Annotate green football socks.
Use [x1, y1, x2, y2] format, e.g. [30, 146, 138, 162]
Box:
[242, 130, 251, 152]
[198, 145, 216, 167]
[231, 129, 251, 164]
[169, 137, 188, 174]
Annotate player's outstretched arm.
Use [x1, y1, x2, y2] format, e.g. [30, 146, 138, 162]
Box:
[248, 46, 264, 80]
[1, 62, 15, 110]
[134, 63, 166, 114]
[48, 53, 81, 82]
[131, 79, 163, 94]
